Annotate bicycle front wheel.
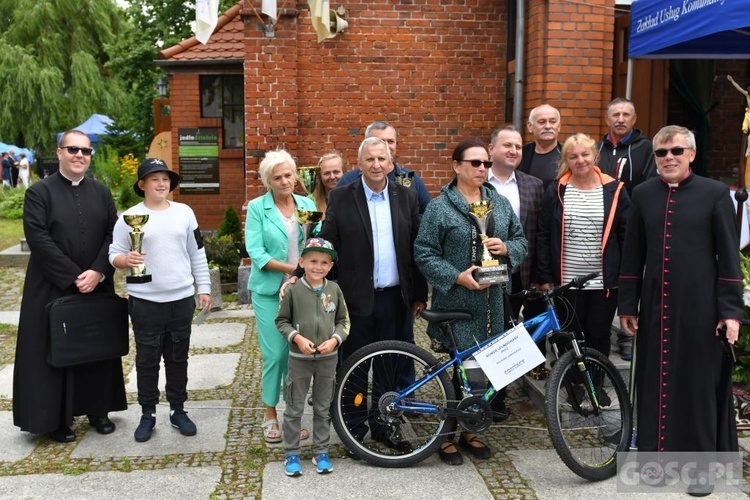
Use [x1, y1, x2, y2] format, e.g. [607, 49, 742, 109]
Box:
[331, 340, 456, 467]
[545, 348, 632, 481]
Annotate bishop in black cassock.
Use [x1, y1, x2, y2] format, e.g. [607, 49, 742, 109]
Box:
[13, 132, 127, 438]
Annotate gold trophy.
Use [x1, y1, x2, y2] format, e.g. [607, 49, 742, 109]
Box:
[394, 171, 414, 188]
[468, 201, 509, 285]
[295, 209, 324, 241]
[123, 214, 152, 284]
[298, 166, 319, 195]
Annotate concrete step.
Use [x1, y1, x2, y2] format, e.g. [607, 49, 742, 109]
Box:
[0, 242, 29, 268]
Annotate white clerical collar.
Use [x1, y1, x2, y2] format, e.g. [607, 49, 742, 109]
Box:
[667, 183, 679, 188]
[59, 171, 85, 186]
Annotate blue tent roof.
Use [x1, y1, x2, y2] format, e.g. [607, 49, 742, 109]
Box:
[629, 0, 750, 59]
[56, 114, 114, 144]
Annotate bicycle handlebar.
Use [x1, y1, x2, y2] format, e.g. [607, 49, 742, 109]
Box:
[513, 272, 600, 300]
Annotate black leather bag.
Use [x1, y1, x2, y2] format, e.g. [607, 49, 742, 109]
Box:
[46, 293, 129, 368]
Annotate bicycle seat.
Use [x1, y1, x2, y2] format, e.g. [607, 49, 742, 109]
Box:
[420, 310, 472, 322]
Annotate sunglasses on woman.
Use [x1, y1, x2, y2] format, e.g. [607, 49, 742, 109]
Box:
[459, 159, 492, 168]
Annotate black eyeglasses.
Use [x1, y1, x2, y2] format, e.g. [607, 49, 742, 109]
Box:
[459, 159, 492, 168]
[653, 147, 688, 158]
[60, 146, 95, 156]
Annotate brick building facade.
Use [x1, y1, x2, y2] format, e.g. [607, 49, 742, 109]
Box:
[158, 1, 749, 230]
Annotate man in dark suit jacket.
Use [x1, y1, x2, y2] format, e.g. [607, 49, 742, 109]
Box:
[488, 127, 543, 296]
[320, 137, 427, 351]
[318, 136, 428, 449]
[488, 126, 547, 382]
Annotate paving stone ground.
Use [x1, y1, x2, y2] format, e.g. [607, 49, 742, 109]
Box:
[0, 266, 748, 499]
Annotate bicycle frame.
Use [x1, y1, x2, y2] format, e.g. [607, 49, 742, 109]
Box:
[391, 300, 564, 415]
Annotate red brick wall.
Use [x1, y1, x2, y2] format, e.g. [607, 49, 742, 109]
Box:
[243, 0, 510, 201]
[169, 73, 247, 230]
[169, 0, 621, 229]
[524, 0, 614, 141]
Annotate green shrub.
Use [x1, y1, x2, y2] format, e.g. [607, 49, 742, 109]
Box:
[734, 251, 750, 389]
[118, 183, 139, 210]
[0, 188, 26, 219]
[217, 206, 241, 240]
[204, 234, 240, 283]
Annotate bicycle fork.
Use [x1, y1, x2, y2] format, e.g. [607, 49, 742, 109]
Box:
[569, 340, 606, 413]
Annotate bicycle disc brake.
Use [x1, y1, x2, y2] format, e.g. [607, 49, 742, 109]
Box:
[456, 396, 493, 433]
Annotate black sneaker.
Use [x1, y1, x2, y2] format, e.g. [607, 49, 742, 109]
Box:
[596, 388, 612, 408]
[170, 410, 197, 436]
[618, 338, 633, 361]
[134, 414, 156, 442]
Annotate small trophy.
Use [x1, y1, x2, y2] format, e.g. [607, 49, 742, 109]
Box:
[123, 214, 152, 284]
[295, 209, 324, 241]
[468, 201, 509, 285]
[298, 166, 319, 195]
[394, 171, 414, 188]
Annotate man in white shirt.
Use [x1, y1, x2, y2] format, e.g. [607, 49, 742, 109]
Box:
[488, 126, 546, 383]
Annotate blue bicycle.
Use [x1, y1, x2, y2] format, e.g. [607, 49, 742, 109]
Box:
[331, 273, 632, 481]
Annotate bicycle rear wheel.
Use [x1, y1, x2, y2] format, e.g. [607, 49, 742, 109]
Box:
[545, 348, 632, 481]
[331, 340, 456, 467]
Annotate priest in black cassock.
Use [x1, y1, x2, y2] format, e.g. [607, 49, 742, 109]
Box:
[619, 125, 743, 458]
[13, 130, 127, 442]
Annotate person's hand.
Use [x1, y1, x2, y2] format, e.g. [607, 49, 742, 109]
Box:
[717, 318, 740, 344]
[279, 276, 298, 300]
[197, 293, 211, 310]
[483, 237, 507, 256]
[315, 338, 338, 355]
[412, 301, 427, 318]
[456, 266, 491, 291]
[620, 316, 639, 336]
[293, 333, 316, 355]
[75, 269, 102, 293]
[124, 251, 145, 268]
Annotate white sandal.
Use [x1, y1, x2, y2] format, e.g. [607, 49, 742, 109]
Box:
[262, 418, 282, 443]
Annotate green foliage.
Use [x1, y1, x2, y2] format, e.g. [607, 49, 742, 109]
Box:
[204, 234, 240, 283]
[206, 205, 245, 282]
[0, 0, 127, 151]
[90, 146, 140, 210]
[118, 183, 139, 212]
[217, 206, 242, 240]
[105, 0, 237, 153]
[100, 122, 144, 159]
[734, 252, 750, 389]
[0, 188, 26, 220]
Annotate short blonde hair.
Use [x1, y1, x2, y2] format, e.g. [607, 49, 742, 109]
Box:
[557, 133, 597, 179]
[259, 149, 297, 188]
